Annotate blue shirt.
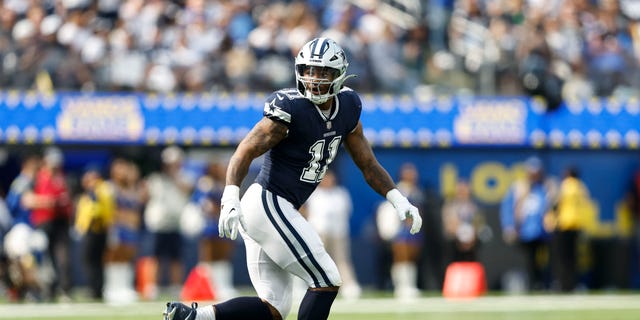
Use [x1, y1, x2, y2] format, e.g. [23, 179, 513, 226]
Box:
[6, 174, 34, 226]
[500, 181, 552, 242]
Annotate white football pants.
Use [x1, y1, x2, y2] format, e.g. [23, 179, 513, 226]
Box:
[239, 183, 342, 318]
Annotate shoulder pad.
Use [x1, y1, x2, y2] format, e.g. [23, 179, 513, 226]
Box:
[276, 88, 300, 99]
[264, 91, 292, 124]
[338, 88, 362, 110]
[340, 86, 354, 93]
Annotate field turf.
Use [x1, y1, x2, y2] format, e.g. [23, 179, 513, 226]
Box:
[1, 294, 639, 319]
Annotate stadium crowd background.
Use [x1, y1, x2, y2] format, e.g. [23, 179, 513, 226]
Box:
[1, 0, 640, 304]
[2, 0, 640, 103]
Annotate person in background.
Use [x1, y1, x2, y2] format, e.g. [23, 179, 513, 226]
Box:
[442, 178, 486, 263]
[377, 162, 425, 300]
[5, 154, 50, 226]
[144, 146, 193, 296]
[0, 190, 9, 244]
[628, 161, 640, 289]
[2, 221, 48, 302]
[104, 158, 143, 303]
[32, 146, 73, 301]
[305, 170, 362, 300]
[73, 164, 114, 301]
[3, 153, 50, 301]
[548, 166, 591, 292]
[500, 156, 558, 291]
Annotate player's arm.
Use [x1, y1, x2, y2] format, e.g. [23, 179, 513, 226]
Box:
[344, 120, 422, 234]
[220, 117, 287, 240]
[344, 121, 396, 196]
[226, 117, 288, 186]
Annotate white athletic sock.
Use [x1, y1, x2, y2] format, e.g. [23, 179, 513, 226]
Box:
[104, 263, 138, 304]
[391, 262, 419, 299]
[195, 305, 215, 320]
[104, 263, 124, 303]
[120, 263, 138, 299]
[391, 262, 405, 293]
[405, 263, 417, 288]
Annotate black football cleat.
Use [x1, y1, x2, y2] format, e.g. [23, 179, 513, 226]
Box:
[163, 301, 198, 320]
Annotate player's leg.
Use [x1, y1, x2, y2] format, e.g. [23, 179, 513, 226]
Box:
[237, 234, 292, 319]
[290, 246, 340, 320]
[163, 240, 279, 320]
[297, 287, 339, 320]
[254, 187, 342, 320]
[164, 184, 285, 320]
[164, 298, 274, 320]
[165, 183, 341, 320]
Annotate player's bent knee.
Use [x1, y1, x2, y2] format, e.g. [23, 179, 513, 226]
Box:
[309, 285, 340, 292]
[320, 263, 343, 288]
[264, 300, 284, 320]
[262, 295, 291, 320]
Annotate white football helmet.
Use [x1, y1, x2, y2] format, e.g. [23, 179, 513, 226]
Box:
[295, 37, 354, 104]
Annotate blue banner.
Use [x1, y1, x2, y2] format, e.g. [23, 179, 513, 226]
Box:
[0, 91, 638, 149]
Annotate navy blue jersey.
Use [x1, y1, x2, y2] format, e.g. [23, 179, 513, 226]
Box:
[255, 87, 362, 208]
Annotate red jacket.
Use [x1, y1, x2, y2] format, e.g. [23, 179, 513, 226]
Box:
[31, 168, 72, 226]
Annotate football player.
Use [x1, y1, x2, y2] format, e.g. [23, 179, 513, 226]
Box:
[164, 37, 422, 320]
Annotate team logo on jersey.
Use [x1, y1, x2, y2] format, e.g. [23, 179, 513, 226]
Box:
[326, 121, 332, 130]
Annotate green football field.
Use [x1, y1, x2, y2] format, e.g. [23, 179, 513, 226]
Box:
[1, 294, 639, 320]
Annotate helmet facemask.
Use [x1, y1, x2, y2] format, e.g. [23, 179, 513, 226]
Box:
[296, 65, 345, 105]
[294, 38, 354, 105]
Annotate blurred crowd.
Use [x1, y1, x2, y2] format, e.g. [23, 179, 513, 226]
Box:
[2, 0, 640, 103]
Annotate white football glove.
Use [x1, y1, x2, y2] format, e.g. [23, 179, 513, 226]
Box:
[219, 185, 243, 240]
[386, 188, 422, 234]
